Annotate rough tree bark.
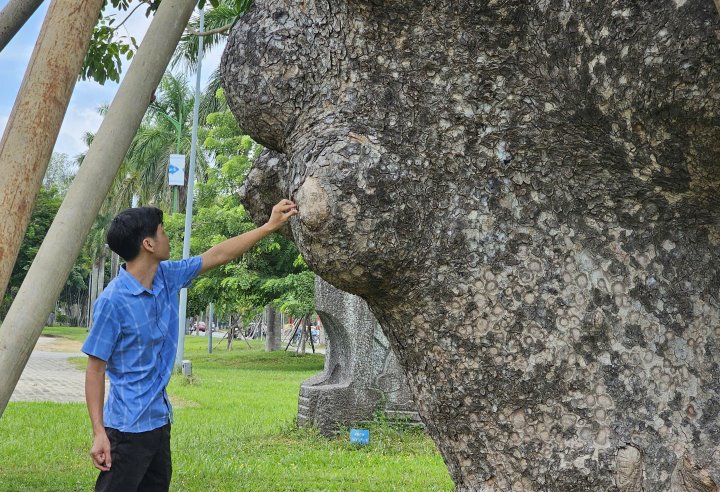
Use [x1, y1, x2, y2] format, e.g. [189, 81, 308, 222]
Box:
[222, 1, 720, 490]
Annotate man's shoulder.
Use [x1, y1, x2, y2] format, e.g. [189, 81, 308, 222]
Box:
[159, 257, 202, 277]
[158, 259, 183, 278]
[159, 258, 187, 269]
[96, 277, 131, 305]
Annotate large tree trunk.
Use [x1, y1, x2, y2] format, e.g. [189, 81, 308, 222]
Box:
[0, 0, 103, 302]
[0, 0, 198, 418]
[223, 1, 720, 490]
[0, 0, 45, 52]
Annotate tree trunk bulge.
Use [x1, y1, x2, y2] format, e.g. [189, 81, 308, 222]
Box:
[222, 1, 720, 490]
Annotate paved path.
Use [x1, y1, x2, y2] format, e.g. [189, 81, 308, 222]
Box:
[10, 337, 89, 403]
[10, 335, 323, 403]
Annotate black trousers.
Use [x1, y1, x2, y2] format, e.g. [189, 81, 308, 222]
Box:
[95, 423, 172, 492]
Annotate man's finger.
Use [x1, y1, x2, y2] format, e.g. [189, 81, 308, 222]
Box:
[104, 447, 112, 468]
[275, 204, 297, 213]
[274, 201, 297, 211]
[282, 209, 299, 220]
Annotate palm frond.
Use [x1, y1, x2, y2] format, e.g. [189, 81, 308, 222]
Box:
[171, 1, 251, 73]
[199, 66, 227, 121]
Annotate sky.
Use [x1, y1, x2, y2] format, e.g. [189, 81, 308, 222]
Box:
[0, 1, 224, 159]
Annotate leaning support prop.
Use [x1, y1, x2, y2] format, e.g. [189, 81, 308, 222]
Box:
[0, 0, 198, 418]
[0, 0, 103, 302]
[0, 0, 46, 52]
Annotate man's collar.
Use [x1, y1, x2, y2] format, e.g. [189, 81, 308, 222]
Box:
[118, 265, 152, 296]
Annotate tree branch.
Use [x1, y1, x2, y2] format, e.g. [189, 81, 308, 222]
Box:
[190, 22, 233, 37]
[112, 0, 151, 33]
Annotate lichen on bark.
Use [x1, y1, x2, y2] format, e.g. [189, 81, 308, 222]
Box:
[222, 1, 720, 489]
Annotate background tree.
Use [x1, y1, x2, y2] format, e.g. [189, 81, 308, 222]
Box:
[83, 212, 111, 329]
[124, 71, 211, 210]
[0, 179, 91, 325]
[81, 2, 137, 85]
[81, 0, 233, 85]
[172, 0, 252, 73]
[0, 187, 62, 320]
[163, 88, 314, 346]
[222, 1, 720, 490]
[42, 152, 77, 194]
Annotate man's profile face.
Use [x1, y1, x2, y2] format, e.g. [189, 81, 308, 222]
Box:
[151, 224, 171, 261]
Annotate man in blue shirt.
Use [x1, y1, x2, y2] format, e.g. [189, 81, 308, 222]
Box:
[83, 199, 297, 492]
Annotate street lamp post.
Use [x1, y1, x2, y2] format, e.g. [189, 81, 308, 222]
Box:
[175, 7, 204, 370]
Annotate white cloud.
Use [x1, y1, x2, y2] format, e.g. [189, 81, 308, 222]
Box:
[55, 103, 105, 158]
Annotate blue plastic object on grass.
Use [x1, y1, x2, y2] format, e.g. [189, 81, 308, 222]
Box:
[350, 428, 369, 445]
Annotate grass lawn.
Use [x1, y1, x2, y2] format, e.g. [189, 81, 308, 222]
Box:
[0, 328, 453, 491]
[41, 325, 89, 343]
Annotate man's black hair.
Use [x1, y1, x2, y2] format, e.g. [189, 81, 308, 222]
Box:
[106, 207, 164, 261]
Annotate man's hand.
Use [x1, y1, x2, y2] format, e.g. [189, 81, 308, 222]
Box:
[264, 199, 298, 232]
[90, 431, 112, 471]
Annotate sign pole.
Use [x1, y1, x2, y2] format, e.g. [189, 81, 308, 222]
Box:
[175, 7, 204, 369]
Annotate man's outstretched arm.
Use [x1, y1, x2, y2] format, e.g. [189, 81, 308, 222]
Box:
[199, 199, 297, 274]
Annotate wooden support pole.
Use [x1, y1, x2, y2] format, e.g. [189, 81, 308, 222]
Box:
[0, 0, 103, 301]
[0, 0, 45, 52]
[0, 0, 198, 418]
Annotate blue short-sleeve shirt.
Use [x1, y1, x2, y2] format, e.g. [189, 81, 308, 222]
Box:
[82, 256, 203, 432]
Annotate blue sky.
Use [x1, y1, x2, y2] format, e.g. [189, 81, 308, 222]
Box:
[0, 1, 223, 159]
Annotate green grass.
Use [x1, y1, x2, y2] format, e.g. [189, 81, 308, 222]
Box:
[41, 325, 89, 343]
[1, 331, 453, 491]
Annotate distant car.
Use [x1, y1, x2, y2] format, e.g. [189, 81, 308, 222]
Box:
[192, 321, 207, 333]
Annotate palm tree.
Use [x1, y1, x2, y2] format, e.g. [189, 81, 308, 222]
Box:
[171, 0, 253, 73]
[84, 212, 111, 329]
[76, 69, 217, 284]
[123, 71, 212, 211]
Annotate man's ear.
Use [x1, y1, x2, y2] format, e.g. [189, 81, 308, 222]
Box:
[141, 237, 155, 253]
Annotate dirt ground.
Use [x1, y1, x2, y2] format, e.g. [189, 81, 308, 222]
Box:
[35, 336, 83, 353]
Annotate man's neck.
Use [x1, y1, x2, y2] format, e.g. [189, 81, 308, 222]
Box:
[125, 255, 160, 290]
